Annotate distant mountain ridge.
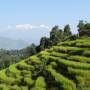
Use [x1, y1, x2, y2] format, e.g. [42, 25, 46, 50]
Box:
[0, 36, 29, 50]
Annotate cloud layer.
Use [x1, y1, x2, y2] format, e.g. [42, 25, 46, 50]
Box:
[15, 24, 49, 30]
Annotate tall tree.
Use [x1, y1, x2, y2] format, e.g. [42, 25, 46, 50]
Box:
[40, 37, 51, 51]
[29, 44, 36, 55]
[77, 20, 85, 31]
[22, 43, 36, 58]
[84, 23, 90, 30]
[77, 20, 90, 37]
[50, 26, 63, 45]
[64, 24, 72, 37]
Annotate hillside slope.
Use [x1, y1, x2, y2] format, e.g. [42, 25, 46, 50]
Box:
[0, 38, 90, 90]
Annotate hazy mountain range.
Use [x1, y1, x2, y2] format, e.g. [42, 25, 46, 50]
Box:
[0, 36, 29, 50]
[0, 28, 50, 47]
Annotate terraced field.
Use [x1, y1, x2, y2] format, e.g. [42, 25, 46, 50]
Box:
[0, 38, 90, 90]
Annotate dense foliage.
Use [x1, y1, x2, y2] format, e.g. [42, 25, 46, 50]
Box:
[38, 24, 72, 51]
[0, 37, 90, 90]
[77, 20, 90, 37]
[78, 20, 90, 31]
[0, 44, 37, 69]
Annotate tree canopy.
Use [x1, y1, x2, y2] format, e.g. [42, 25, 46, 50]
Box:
[77, 20, 90, 31]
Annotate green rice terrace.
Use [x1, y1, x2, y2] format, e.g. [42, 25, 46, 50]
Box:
[0, 37, 90, 90]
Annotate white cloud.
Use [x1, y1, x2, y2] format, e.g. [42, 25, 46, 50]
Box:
[16, 24, 49, 30]
[16, 24, 33, 30]
[40, 24, 49, 29]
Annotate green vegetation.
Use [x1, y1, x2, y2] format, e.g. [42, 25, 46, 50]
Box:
[0, 21, 90, 89]
[77, 20, 90, 37]
[0, 43, 37, 70]
[0, 37, 89, 90]
[0, 24, 72, 70]
[46, 65, 76, 90]
[32, 76, 46, 90]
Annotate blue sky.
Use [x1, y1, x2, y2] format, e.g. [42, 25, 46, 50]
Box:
[0, 0, 90, 44]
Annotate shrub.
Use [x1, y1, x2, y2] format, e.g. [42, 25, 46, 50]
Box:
[49, 56, 90, 70]
[68, 67, 90, 78]
[9, 65, 21, 75]
[83, 51, 90, 57]
[46, 65, 76, 90]
[17, 61, 34, 71]
[0, 84, 9, 90]
[50, 62, 57, 68]
[76, 76, 85, 89]
[10, 85, 21, 90]
[21, 70, 32, 77]
[21, 86, 28, 90]
[32, 76, 46, 90]
[68, 55, 90, 63]
[0, 70, 15, 85]
[24, 78, 34, 86]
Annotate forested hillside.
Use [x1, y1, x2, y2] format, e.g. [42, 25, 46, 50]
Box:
[0, 21, 90, 90]
[0, 24, 72, 70]
[0, 44, 36, 69]
[0, 37, 90, 90]
[0, 0, 90, 89]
